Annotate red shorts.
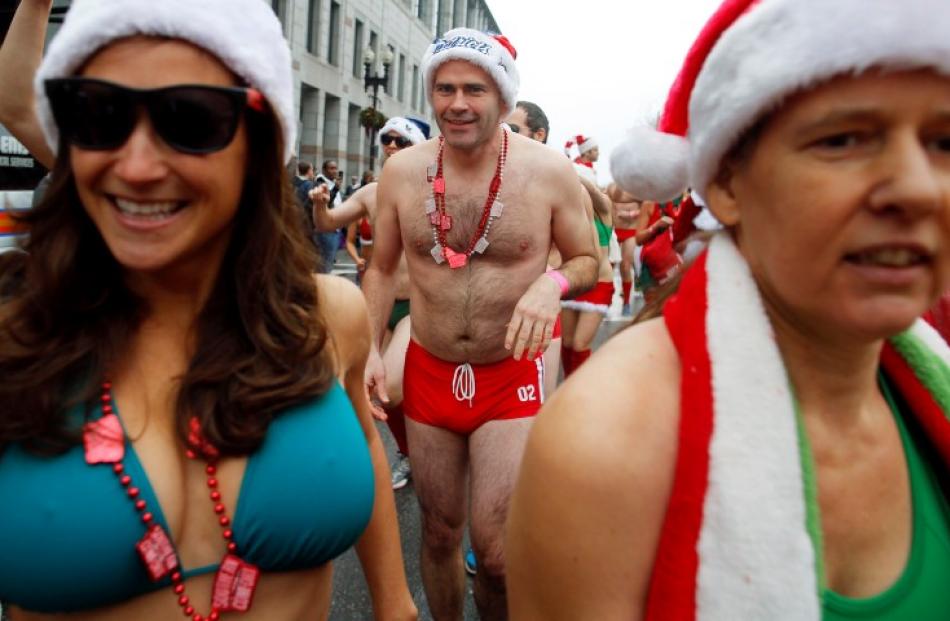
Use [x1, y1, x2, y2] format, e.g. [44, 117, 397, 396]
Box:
[615, 228, 637, 243]
[552, 315, 562, 339]
[561, 281, 615, 314]
[403, 340, 545, 435]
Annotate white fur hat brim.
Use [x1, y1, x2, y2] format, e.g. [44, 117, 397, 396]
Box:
[34, 0, 295, 163]
[378, 116, 426, 146]
[689, 0, 950, 197]
[612, 0, 950, 203]
[422, 28, 519, 117]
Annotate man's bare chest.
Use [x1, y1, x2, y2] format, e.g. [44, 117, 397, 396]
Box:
[401, 187, 547, 263]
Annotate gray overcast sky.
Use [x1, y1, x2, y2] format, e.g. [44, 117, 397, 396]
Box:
[489, 0, 721, 184]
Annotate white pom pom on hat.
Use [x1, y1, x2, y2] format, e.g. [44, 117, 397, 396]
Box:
[422, 28, 520, 116]
[34, 0, 296, 163]
[611, 0, 950, 202]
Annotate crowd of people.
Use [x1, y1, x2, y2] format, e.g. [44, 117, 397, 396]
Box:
[0, 0, 948, 620]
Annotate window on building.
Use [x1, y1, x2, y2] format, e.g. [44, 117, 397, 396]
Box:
[306, 0, 320, 55]
[411, 64, 420, 110]
[397, 54, 406, 102]
[328, 1, 341, 66]
[352, 19, 365, 78]
[271, 0, 286, 31]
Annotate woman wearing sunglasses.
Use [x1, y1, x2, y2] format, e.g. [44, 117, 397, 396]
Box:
[311, 117, 427, 489]
[508, 0, 950, 619]
[0, 1, 416, 620]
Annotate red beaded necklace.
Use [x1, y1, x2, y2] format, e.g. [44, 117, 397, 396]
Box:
[427, 126, 509, 269]
[82, 381, 259, 621]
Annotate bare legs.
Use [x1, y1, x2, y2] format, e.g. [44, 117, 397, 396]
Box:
[407, 416, 534, 621]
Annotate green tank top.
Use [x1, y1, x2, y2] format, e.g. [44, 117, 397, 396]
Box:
[593, 212, 612, 247]
[822, 377, 950, 621]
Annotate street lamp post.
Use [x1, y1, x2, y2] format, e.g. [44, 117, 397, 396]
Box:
[362, 45, 393, 172]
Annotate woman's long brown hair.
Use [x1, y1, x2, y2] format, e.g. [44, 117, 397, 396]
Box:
[0, 107, 333, 456]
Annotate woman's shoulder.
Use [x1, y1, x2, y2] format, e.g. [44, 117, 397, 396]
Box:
[508, 318, 683, 617]
[314, 275, 371, 371]
[535, 317, 681, 478]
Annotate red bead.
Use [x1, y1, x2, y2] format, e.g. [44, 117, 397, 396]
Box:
[178, 595, 189, 606]
[183, 606, 194, 616]
[222, 529, 233, 540]
[227, 542, 237, 553]
[142, 512, 154, 524]
[102, 404, 113, 414]
[101, 394, 110, 402]
[171, 571, 182, 583]
[209, 612, 220, 621]
[214, 504, 225, 514]
[206, 478, 218, 488]
[102, 381, 112, 389]
[113, 463, 124, 474]
[193, 615, 204, 621]
[219, 516, 230, 527]
[127, 487, 140, 498]
[119, 475, 132, 486]
[210, 491, 221, 502]
[185, 449, 197, 460]
[135, 500, 147, 511]
[174, 584, 185, 594]
[205, 465, 216, 475]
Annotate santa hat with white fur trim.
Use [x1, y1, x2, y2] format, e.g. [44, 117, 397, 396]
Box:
[610, 0, 950, 203]
[422, 28, 520, 116]
[34, 0, 296, 163]
[378, 116, 427, 147]
[564, 135, 597, 158]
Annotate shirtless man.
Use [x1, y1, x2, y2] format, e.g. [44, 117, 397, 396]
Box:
[607, 183, 642, 314]
[362, 29, 597, 620]
[310, 116, 428, 489]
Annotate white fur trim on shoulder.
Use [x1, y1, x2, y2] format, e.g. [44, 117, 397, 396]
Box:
[689, 0, 950, 197]
[698, 234, 820, 621]
[610, 126, 689, 202]
[908, 319, 950, 368]
[34, 0, 295, 162]
[422, 28, 519, 116]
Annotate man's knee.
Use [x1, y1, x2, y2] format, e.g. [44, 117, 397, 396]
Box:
[471, 540, 507, 584]
[421, 512, 465, 555]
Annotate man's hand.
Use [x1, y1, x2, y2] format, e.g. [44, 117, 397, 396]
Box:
[655, 215, 674, 232]
[505, 274, 562, 362]
[364, 346, 390, 420]
[309, 183, 330, 207]
[356, 257, 367, 272]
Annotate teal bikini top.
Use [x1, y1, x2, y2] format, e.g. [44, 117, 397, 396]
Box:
[0, 383, 375, 613]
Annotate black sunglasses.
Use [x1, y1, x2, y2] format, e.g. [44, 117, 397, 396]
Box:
[380, 134, 412, 148]
[45, 77, 266, 155]
[507, 123, 521, 134]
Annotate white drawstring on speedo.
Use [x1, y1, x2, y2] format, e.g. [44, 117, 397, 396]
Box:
[452, 363, 475, 408]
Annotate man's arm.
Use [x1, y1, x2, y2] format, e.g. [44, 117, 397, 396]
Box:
[505, 158, 598, 361]
[311, 182, 374, 232]
[0, 0, 55, 169]
[578, 176, 611, 220]
[359, 159, 405, 411]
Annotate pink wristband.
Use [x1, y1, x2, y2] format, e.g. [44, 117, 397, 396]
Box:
[545, 269, 569, 297]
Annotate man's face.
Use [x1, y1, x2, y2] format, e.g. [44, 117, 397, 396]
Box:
[432, 60, 503, 150]
[324, 161, 339, 179]
[583, 147, 600, 163]
[506, 106, 546, 143]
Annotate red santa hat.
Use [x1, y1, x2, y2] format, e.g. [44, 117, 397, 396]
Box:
[610, 0, 950, 202]
[564, 135, 597, 158]
[422, 28, 520, 116]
